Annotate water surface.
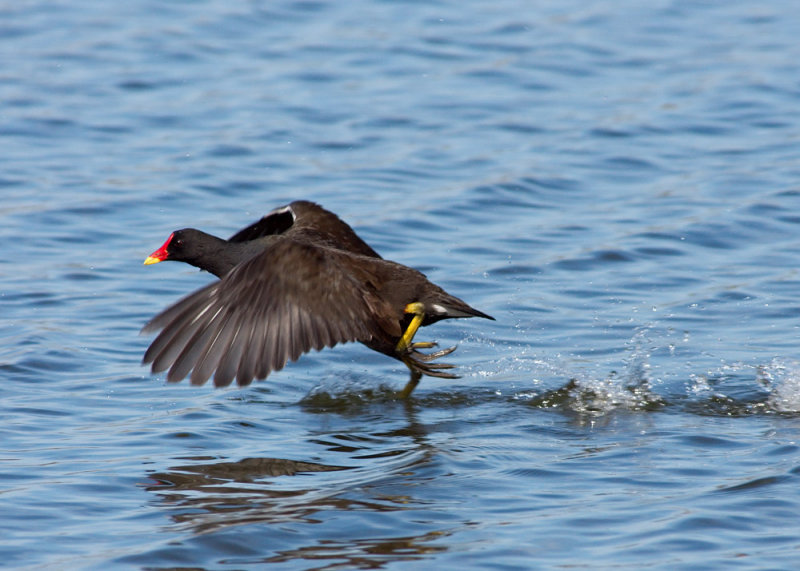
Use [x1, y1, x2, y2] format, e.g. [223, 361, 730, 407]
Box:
[3, 1, 800, 569]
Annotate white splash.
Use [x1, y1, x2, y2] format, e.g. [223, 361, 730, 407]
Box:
[760, 358, 800, 413]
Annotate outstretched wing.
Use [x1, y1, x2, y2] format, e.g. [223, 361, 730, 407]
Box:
[142, 239, 392, 387]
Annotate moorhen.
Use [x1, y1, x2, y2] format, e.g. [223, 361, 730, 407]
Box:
[142, 200, 494, 397]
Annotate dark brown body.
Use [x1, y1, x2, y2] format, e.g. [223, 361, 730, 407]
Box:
[142, 200, 493, 388]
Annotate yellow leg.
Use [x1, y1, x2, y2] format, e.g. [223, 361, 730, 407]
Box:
[395, 302, 425, 399]
[394, 301, 459, 398]
[397, 368, 422, 399]
[395, 302, 425, 353]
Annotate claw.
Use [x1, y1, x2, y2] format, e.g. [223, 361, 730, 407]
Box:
[415, 366, 460, 379]
[419, 362, 456, 370]
[409, 344, 457, 362]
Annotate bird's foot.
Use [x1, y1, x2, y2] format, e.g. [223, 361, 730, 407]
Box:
[394, 302, 459, 398]
[396, 342, 460, 398]
[401, 339, 459, 378]
[408, 341, 458, 363]
[406, 340, 449, 354]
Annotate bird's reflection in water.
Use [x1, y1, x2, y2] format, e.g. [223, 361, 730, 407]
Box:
[144, 402, 433, 529]
[145, 456, 361, 533]
[144, 452, 457, 567]
[142, 394, 464, 566]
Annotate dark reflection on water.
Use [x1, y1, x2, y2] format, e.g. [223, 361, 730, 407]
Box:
[259, 530, 453, 569]
[149, 456, 351, 485]
[146, 457, 357, 533]
[132, 406, 464, 568]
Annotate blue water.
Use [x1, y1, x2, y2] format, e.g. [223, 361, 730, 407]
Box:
[3, 1, 800, 568]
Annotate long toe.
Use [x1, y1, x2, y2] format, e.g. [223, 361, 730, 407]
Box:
[421, 362, 457, 370]
[409, 345, 457, 362]
[405, 355, 460, 379]
[418, 366, 460, 379]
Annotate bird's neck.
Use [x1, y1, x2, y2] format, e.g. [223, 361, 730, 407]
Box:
[185, 234, 253, 278]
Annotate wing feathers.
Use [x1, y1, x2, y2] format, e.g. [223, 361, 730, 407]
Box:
[213, 324, 245, 387]
[142, 239, 385, 386]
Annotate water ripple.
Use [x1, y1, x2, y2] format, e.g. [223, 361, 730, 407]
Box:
[3, 0, 800, 569]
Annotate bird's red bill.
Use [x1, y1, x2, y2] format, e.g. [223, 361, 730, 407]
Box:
[144, 233, 173, 265]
